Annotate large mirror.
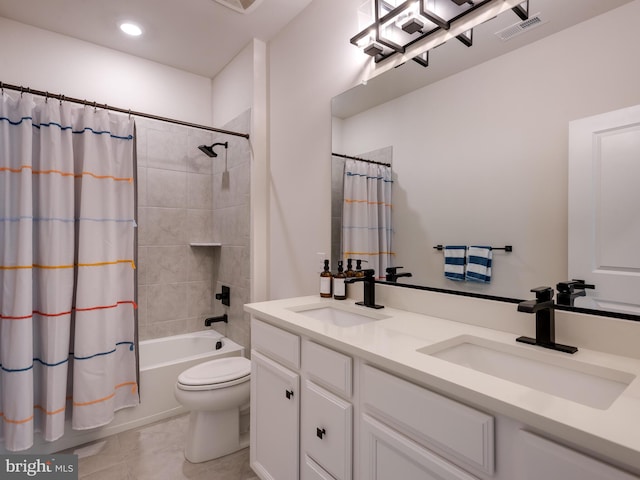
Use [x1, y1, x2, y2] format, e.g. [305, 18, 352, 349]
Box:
[331, 0, 640, 317]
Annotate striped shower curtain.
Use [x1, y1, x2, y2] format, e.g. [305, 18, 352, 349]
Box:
[341, 159, 393, 279]
[0, 92, 138, 451]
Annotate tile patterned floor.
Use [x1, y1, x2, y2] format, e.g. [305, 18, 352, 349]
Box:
[63, 415, 258, 480]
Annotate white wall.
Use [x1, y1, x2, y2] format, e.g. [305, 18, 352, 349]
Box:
[212, 38, 269, 303]
[268, 0, 364, 298]
[268, 0, 640, 299]
[0, 17, 212, 125]
[212, 40, 254, 127]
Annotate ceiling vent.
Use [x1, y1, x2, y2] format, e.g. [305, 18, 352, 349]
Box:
[214, 0, 264, 14]
[495, 13, 546, 41]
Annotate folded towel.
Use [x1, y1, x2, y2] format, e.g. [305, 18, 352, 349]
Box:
[466, 246, 492, 283]
[444, 246, 466, 281]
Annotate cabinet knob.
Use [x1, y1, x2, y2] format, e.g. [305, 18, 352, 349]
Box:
[316, 427, 326, 439]
[285, 389, 294, 399]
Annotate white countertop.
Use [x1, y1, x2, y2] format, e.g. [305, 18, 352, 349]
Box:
[245, 295, 640, 473]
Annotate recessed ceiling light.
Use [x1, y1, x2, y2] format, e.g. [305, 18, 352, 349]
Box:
[120, 22, 143, 36]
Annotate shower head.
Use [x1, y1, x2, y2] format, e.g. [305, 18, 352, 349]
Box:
[198, 142, 228, 158]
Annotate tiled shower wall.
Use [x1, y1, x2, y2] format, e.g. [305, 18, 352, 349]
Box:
[135, 109, 251, 351]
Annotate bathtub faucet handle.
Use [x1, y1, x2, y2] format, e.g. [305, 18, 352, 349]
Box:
[205, 314, 228, 326]
[215, 285, 231, 306]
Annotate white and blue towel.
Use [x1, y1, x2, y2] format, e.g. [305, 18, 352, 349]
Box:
[444, 246, 466, 281]
[466, 246, 493, 283]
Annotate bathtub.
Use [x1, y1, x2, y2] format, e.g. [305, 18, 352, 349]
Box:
[135, 330, 245, 424]
[16, 330, 245, 455]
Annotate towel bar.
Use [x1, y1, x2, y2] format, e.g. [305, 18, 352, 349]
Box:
[433, 245, 513, 252]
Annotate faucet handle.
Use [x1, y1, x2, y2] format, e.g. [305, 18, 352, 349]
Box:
[386, 266, 404, 273]
[556, 279, 595, 293]
[530, 286, 554, 302]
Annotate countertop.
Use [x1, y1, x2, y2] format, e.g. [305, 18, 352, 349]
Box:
[245, 295, 640, 473]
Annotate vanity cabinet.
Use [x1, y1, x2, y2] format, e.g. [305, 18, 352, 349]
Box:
[251, 319, 354, 480]
[249, 311, 639, 480]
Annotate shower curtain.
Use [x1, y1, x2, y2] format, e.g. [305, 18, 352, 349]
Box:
[341, 158, 393, 279]
[0, 92, 138, 451]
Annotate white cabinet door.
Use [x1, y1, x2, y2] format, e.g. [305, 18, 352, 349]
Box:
[360, 414, 479, 480]
[301, 380, 352, 480]
[569, 104, 640, 314]
[516, 430, 639, 480]
[251, 350, 300, 480]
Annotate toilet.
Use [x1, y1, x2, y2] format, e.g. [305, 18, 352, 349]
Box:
[174, 356, 251, 463]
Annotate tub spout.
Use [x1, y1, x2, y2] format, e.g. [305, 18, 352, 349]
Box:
[205, 314, 228, 326]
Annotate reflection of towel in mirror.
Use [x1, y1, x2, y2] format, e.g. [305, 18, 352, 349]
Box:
[466, 246, 492, 283]
[444, 246, 466, 281]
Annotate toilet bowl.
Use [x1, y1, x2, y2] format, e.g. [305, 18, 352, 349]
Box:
[174, 356, 251, 463]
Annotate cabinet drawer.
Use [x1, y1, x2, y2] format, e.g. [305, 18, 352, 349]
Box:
[361, 414, 479, 480]
[251, 318, 300, 370]
[303, 340, 352, 398]
[362, 365, 494, 475]
[516, 430, 639, 480]
[302, 380, 352, 480]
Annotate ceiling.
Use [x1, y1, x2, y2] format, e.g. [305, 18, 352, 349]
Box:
[0, 0, 312, 78]
[0, 0, 633, 88]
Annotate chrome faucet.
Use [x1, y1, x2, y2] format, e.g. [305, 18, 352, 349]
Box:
[346, 269, 384, 309]
[516, 287, 578, 354]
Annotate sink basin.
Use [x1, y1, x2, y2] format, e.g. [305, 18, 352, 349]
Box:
[290, 303, 389, 327]
[418, 336, 635, 409]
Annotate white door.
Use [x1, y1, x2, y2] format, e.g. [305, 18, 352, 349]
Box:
[250, 350, 300, 480]
[568, 104, 640, 314]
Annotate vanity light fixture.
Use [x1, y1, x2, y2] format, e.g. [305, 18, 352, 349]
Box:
[351, 0, 528, 67]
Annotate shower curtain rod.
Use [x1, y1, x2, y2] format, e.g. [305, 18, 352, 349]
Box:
[0, 81, 250, 139]
[332, 152, 391, 167]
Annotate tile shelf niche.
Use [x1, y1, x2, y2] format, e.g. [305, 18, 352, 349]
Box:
[189, 242, 222, 247]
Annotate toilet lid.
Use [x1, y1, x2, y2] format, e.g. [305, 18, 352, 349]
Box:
[178, 357, 251, 387]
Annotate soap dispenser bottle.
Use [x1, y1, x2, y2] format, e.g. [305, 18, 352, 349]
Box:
[334, 260, 347, 300]
[320, 259, 333, 298]
[355, 259, 365, 278]
[345, 259, 355, 278]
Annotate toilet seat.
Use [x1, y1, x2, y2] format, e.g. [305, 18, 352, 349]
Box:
[177, 357, 251, 391]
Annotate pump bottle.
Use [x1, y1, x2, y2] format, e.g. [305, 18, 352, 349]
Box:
[354, 259, 365, 278]
[333, 261, 347, 300]
[345, 259, 355, 278]
[320, 259, 333, 298]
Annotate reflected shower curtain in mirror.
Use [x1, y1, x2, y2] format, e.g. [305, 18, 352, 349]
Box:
[341, 159, 393, 279]
[0, 93, 138, 451]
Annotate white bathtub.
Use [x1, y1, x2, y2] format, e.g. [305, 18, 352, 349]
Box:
[135, 330, 245, 423]
[17, 330, 245, 455]
[140, 330, 244, 370]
